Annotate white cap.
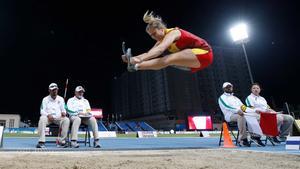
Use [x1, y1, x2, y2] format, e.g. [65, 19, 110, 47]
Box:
[75, 86, 85, 92]
[222, 82, 233, 88]
[49, 83, 58, 90]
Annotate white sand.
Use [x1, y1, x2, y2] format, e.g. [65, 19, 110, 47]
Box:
[0, 149, 299, 169]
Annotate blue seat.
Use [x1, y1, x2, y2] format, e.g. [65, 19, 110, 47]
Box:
[139, 122, 155, 131]
[97, 121, 108, 131]
[126, 122, 140, 131]
[115, 121, 132, 132]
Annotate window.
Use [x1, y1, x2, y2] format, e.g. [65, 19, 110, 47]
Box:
[9, 119, 15, 128]
[0, 120, 6, 127]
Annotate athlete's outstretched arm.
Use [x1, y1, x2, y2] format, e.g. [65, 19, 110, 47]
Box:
[121, 41, 159, 63]
[132, 30, 181, 64]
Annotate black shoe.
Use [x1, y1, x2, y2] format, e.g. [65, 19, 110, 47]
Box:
[278, 136, 287, 142]
[239, 138, 251, 147]
[251, 136, 265, 147]
[58, 140, 69, 148]
[272, 137, 281, 144]
[36, 142, 46, 148]
[94, 139, 101, 148]
[59, 143, 69, 148]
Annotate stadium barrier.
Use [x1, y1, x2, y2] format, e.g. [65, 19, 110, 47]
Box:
[4, 127, 37, 134]
[286, 136, 300, 150]
[137, 131, 157, 138]
[77, 131, 117, 138]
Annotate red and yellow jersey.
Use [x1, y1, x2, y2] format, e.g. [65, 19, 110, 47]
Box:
[165, 28, 212, 53]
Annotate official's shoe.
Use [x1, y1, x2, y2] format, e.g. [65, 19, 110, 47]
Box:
[58, 140, 69, 148]
[94, 139, 101, 148]
[278, 136, 287, 142]
[36, 142, 46, 148]
[239, 138, 251, 147]
[251, 136, 265, 147]
[271, 137, 281, 144]
[71, 141, 80, 148]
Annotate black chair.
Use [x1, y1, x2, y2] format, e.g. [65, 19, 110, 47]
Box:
[45, 123, 61, 144]
[219, 120, 240, 146]
[78, 124, 91, 147]
[45, 123, 91, 147]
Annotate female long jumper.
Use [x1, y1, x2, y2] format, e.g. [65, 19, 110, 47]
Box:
[122, 11, 213, 73]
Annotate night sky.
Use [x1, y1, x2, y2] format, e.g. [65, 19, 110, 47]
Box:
[1, 1, 299, 123]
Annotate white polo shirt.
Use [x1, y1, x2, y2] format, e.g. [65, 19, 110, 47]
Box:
[66, 96, 91, 116]
[40, 95, 66, 119]
[245, 93, 270, 112]
[218, 93, 244, 122]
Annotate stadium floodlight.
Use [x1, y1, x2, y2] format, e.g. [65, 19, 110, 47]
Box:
[230, 23, 248, 43]
[230, 22, 253, 84]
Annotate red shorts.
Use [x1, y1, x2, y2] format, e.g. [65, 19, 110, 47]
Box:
[190, 49, 213, 73]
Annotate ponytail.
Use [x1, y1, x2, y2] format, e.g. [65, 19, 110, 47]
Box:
[143, 10, 166, 32]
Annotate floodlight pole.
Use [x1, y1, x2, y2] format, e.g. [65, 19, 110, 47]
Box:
[241, 42, 254, 84]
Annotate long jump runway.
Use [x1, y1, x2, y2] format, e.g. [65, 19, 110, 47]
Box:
[1, 137, 299, 155]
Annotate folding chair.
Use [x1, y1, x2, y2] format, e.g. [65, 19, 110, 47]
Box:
[259, 112, 279, 146]
[294, 119, 300, 136]
[283, 102, 300, 136]
[219, 119, 240, 146]
[45, 123, 61, 144]
[68, 123, 91, 147]
[78, 124, 91, 147]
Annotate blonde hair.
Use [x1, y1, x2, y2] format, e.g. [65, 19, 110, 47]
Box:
[143, 11, 166, 32]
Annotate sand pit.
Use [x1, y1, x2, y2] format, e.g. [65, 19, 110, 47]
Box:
[0, 149, 299, 169]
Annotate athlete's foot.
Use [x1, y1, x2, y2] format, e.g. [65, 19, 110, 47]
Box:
[127, 63, 137, 72]
[127, 65, 136, 72]
[126, 48, 137, 72]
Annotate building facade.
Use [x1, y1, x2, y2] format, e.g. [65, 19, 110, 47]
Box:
[0, 114, 21, 128]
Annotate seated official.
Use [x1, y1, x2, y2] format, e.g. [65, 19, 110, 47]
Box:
[36, 83, 70, 148]
[66, 86, 100, 148]
[218, 82, 265, 147]
[246, 83, 294, 143]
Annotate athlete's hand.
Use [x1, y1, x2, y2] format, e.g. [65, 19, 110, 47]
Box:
[130, 57, 142, 64]
[121, 54, 128, 63]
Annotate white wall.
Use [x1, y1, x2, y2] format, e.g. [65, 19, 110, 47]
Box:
[0, 114, 21, 128]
